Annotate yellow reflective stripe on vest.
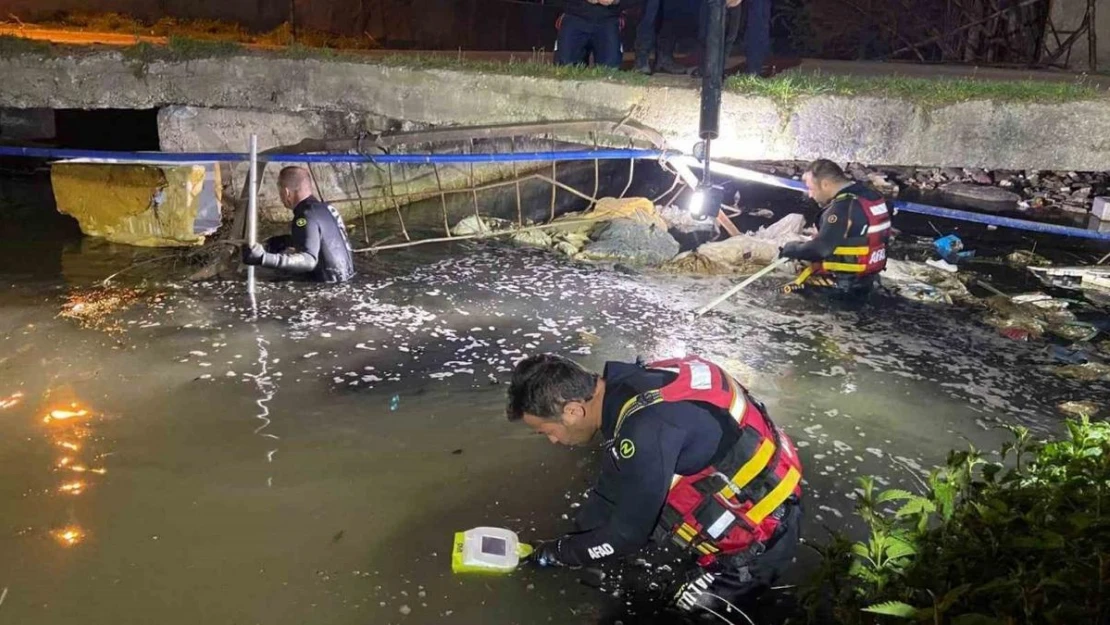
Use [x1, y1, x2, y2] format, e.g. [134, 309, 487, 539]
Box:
[615, 393, 664, 437]
[726, 378, 747, 422]
[696, 542, 719, 555]
[676, 523, 698, 543]
[745, 467, 801, 524]
[832, 246, 870, 256]
[717, 438, 776, 500]
[822, 262, 867, 273]
[792, 265, 816, 286]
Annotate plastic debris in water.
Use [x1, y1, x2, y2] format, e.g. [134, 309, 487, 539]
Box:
[390, 395, 400, 411]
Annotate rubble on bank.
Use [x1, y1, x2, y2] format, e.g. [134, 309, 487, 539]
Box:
[752, 161, 1110, 226]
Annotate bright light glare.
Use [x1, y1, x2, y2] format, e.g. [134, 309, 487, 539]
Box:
[689, 189, 707, 216]
[52, 526, 85, 547]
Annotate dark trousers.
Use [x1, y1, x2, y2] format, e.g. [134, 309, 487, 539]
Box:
[674, 502, 802, 616]
[635, 0, 689, 63]
[555, 13, 622, 68]
[599, 502, 803, 625]
[698, 0, 772, 75]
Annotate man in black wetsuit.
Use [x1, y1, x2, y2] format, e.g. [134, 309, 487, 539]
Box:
[779, 159, 892, 295]
[508, 354, 804, 622]
[241, 166, 356, 283]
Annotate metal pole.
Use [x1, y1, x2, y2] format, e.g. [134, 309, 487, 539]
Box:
[695, 257, 790, 317]
[247, 134, 259, 308]
[698, 0, 726, 189]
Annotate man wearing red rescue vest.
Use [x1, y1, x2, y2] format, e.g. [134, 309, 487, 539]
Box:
[780, 159, 892, 294]
[508, 353, 803, 620]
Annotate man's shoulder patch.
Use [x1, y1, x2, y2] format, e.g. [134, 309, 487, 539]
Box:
[295, 217, 308, 228]
[618, 438, 636, 459]
[826, 214, 838, 224]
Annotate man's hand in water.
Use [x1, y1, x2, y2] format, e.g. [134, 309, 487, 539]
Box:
[529, 540, 566, 568]
[242, 243, 266, 266]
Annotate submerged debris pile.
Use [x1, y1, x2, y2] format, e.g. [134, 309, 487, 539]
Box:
[58, 287, 147, 334]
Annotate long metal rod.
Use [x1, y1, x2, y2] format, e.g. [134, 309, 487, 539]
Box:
[246, 134, 259, 307]
[695, 258, 791, 317]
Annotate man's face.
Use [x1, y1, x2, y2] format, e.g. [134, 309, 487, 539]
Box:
[803, 172, 835, 206]
[522, 401, 597, 447]
[278, 185, 295, 210]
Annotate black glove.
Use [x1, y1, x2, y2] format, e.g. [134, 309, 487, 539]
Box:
[779, 241, 803, 259]
[528, 539, 565, 568]
[241, 243, 265, 266]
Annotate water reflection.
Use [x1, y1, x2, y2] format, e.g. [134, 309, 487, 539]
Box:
[51, 526, 85, 547]
[0, 392, 23, 409]
[41, 399, 109, 547]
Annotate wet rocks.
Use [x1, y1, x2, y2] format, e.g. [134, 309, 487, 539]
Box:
[1058, 400, 1101, 418]
[1055, 362, 1110, 382]
[1006, 250, 1051, 268]
[939, 183, 1021, 213]
[579, 219, 680, 266]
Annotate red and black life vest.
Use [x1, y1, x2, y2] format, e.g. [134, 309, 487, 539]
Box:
[612, 356, 803, 568]
[794, 187, 891, 287]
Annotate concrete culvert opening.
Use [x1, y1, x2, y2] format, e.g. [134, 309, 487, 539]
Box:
[0, 107, 166, 281]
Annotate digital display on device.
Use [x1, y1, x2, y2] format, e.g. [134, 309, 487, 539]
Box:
[481, 536, 508, 556]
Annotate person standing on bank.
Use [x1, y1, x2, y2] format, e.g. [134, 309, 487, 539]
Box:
[696, 0, 772, 77]
[241, 166, 356, 284]
[555, 0, 624, 69]
[508, 353, 804, 620]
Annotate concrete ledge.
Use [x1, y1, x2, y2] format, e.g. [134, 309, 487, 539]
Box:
[1, 51, 1109, 170]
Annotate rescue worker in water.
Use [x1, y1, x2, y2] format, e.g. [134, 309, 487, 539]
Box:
[508, 353, 803, 619]
[779, 159, 892, 294]
[241, 166, 356, 283]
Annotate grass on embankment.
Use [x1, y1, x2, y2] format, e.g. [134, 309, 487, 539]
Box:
[0, 31, 1099, 108]
[726, 71, 1101, 109]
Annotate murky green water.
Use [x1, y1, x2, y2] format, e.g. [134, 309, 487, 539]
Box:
[0, 220, 1103, 624]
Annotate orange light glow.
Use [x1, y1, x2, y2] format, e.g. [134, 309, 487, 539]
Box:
[58, 481, 85, 494]
[58, 457, 72, 467]
[45, 409, 89, 423]
[52, 526, 85, 547]
[89, 468, 107, 475]
[69, 465, 87, 473]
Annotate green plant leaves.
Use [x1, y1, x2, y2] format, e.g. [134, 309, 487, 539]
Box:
[861, 601, 920, 619]
[800, 418, 1110, 625]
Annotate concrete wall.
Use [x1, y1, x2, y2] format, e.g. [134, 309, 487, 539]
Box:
[1047, 0, 1108, 72]
[2, 50, 1109, 173]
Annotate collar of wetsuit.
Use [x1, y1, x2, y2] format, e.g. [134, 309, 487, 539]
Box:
[600, 361, 643, 439]
[293, 196, 321, 212]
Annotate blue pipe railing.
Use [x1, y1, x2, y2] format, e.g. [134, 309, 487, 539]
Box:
[684, 160, 1110, 243]
[0, 146, 667, 164]
[3, 143, 1107, 242]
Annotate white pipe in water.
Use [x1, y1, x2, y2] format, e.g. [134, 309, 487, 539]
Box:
[246, 134, 259, 309]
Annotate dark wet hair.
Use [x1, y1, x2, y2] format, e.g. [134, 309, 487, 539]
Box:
[506, 354, 598, 421]
[805, 159, 849, 184]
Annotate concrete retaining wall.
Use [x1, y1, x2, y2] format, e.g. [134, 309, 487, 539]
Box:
[1, 50, 1109, 173]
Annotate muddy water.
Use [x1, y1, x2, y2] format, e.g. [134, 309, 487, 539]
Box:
[0, 234, 1103, 624]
